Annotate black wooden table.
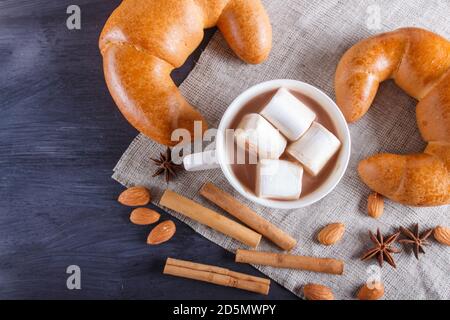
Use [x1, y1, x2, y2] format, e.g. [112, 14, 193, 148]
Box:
[0, 0, 297, 300]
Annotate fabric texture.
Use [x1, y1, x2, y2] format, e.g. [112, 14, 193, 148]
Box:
[112, 0, 450, 299]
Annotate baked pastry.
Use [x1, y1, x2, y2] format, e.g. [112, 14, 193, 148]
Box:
[335, 28, 450, 206]
[99, 0, 272, 145]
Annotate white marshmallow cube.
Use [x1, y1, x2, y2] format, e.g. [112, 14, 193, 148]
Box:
[287, 122, 341, 176]
[183, 150, 220, 171]
[256, 159, 304, 200]
[234, 114, 287, 160]
[260, 88, 316, 141]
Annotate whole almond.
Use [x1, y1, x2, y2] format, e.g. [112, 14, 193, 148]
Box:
[147, 221, 176, 245]
[367, 192, 384, 219]
[317, 223, 345, 246]
[434, 226, 450, 246]
[357, 282, 384, 300]
[118, 186, 151, 206]
[130, 208, 160, 225]
[303, 284, 334, 300]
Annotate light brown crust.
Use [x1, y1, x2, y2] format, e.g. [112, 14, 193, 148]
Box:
[99, 0, 272, 145]
[336, 28, 450, 206]
[358, 153, 449, 206]
[217, 0, 272, 64]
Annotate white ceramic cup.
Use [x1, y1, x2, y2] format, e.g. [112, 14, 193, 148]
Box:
[183, 79, 351, 209]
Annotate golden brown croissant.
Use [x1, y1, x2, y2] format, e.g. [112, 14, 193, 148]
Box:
[99, 0, 272, 146]
[335, 28, 450, 206]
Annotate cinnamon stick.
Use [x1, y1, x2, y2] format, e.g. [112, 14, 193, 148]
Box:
[163, 258, 270, 295]
[235, 249, 344, 275]
[159, 190, 261, 248]
[200, 182, 297, 250]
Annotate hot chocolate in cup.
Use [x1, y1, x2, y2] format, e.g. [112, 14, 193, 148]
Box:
[184, 79, 351, 209]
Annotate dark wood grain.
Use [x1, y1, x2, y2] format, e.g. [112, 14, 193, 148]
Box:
[0, 0, 297, 300]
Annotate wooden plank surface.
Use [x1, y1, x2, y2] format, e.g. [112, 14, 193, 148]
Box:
[0, 0, 296, 299]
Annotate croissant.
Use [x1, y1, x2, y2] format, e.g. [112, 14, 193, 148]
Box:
[335, 28, 450, 206]
[99, 0, 272, 146]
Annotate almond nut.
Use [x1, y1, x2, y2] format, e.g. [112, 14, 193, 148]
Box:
[367, 192, 384, 219]
[147, 220, 176, 245]
[357, 282, 384, 300]
[303, 283, 334, 300]
[317, 223, 345, 246]
[118, 186, 151, 206]
[130, 208, 160, 225]
[434, 226, 450, 246]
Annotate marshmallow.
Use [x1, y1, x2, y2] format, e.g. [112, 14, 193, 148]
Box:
[260, 88, 316, 141]
[183, 150, 220, 171]
[287, 122, 341, 176]
[256, 159, 304, 200]
[234, 114, 287, 160]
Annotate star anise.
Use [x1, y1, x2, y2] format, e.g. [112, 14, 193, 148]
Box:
[399, 224, 433, 260]
[151, 147, 183, 183]
[361, 229, 401, 268]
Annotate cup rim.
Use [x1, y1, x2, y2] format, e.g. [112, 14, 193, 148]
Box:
[216, 79, 351, 209]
